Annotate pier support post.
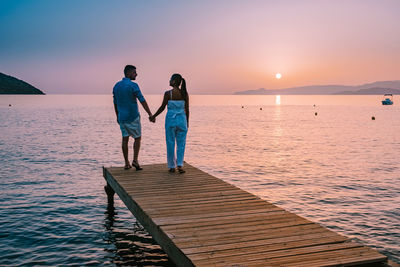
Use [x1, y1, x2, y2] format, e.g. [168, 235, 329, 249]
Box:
[104, 183, 115, 205]
[103, 166, 115, 205]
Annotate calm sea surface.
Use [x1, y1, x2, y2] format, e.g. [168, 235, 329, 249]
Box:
[0, 95, 399, 265]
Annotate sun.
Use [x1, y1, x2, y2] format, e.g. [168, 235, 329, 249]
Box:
[275, 73, 282, 79]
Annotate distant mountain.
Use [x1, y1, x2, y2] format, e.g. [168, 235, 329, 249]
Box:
[353, 81, 400, 90]
[234, 80, 400, 95]
[333, 87, 400, 95]
[0, 72, 45, 94]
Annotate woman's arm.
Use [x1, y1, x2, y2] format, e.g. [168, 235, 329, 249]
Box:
[152, 92, 169, 119]
[185, 97, 189, 128]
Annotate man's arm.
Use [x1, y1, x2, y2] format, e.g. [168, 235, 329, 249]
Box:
[133, 83, 152, 118]
[140, 100, 152, 117]
[114, 103, 119, 123]
[113, 88, 119, 123]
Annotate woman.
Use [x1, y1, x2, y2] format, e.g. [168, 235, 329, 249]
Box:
[150, 74, 189, 173]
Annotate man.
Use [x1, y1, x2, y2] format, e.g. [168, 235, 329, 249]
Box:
[113, 65, 153, 170]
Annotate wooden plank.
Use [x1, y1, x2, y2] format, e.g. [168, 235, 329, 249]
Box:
[132, 193, 257, 205]
[286, 252, 388, 267]
[181, 231, 345, 255]
[155, 210, 286, 228]
[193, 243, 366, 266]
[144, 202, 274, 216]
[160, 211, 301, 230]
[206, 247, 386, 267]
[103, 164, 387, 267]
[186, 235, 349, 261]
[141, 199, 269, 213]
[164, 218, 312, 238]
[125, 188, 252, 200]
[123, 185, 246, 197]
[172, 225, 330, 248]
[153, 208, 285, 226]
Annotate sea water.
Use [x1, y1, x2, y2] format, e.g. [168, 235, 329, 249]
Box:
[0, 95, 399, 265]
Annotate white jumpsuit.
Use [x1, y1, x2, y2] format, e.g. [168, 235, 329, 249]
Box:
[165, 92, 188, 169]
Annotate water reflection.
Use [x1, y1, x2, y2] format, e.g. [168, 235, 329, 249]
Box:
[103, 203, 175, 266]
[104, 204, 116, 231]
[275, 95, 281, 105]
[272, 105, 283, 138]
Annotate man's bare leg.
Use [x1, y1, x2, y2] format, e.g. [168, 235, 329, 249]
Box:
[133, 136, 141, 163]
[122, 136, 131, 169]
[132, 136, 143, 170]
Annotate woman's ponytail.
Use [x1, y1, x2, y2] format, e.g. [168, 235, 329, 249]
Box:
[180, 77, 188, 102]
[171, 73, 188, 102]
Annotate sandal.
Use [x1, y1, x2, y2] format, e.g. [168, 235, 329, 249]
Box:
[124, 164, 132, 170]
[168, 168, 176, 173]
[177, 166, 185, 174]
[132, 160, 143, 171]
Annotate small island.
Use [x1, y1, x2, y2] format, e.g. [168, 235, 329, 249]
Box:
[0, 72, 45, 94]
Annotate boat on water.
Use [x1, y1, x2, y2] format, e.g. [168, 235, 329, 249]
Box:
[382, 94, 394, 105]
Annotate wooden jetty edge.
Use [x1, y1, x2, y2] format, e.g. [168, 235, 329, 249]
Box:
[103, 163, 388, 267]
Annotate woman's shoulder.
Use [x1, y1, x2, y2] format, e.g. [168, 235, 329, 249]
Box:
[163, 90, 172, 100]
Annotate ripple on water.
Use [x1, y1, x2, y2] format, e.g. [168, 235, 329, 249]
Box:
[0, 95, 399, 264]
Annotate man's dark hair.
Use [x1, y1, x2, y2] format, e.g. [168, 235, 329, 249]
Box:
[124, 65, 136, 76]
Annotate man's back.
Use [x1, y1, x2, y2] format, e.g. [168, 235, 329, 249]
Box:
[113, 78, 145, 123]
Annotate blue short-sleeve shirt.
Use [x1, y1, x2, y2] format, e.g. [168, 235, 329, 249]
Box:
[113, 78, 145, 123]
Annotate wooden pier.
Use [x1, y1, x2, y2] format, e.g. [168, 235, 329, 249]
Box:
[103, 163, 387, 266]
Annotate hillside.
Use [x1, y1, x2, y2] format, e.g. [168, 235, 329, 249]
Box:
[235, 80, 400, 95]
[333, 87, 400, 95]
[0, 72, 45, 94]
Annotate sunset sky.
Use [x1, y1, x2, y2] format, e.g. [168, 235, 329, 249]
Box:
[0, 0, 399, 94]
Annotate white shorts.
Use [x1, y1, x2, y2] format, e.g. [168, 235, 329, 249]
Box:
[119, 116, 141, 138]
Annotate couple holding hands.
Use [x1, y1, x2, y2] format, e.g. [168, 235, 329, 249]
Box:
[113, 65, 189, 173]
